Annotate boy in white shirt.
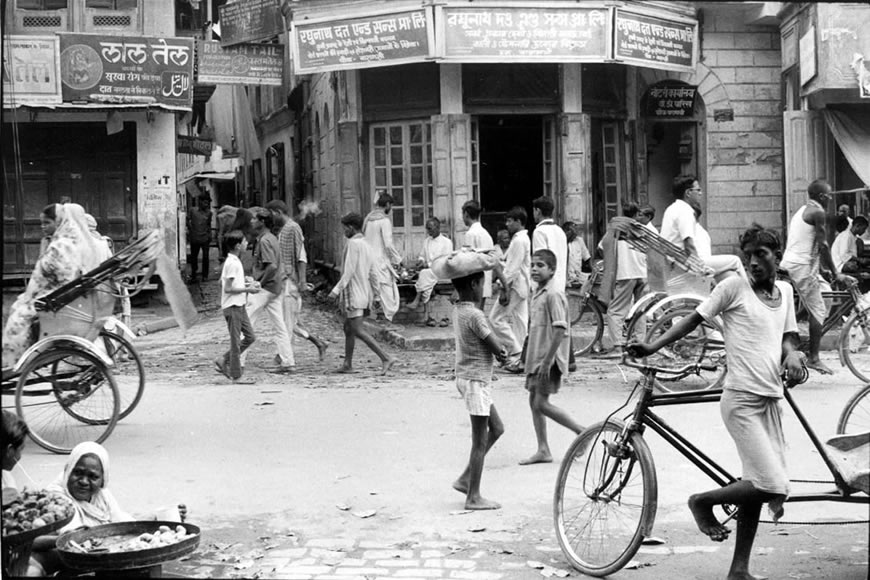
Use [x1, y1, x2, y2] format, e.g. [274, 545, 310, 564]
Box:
[215, 230, 260, 384]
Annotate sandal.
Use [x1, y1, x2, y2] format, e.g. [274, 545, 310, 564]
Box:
[439, 317, 450, 327]
[425, 317, 437, 327]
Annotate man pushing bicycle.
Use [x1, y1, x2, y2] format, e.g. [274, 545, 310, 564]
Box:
[627, 225, 806, 580]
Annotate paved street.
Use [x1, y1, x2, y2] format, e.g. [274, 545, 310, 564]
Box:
[8, 291, 870, 579]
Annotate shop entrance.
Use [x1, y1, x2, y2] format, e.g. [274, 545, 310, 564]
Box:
[476, 115, 545, 235]
[645, 121, 701, 223]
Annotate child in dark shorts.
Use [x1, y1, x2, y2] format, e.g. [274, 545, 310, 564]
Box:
[519, 249, 585, 466]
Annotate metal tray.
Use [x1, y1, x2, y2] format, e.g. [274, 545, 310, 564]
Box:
[2, 512, 74, 547]
[56, 521, 200, 571]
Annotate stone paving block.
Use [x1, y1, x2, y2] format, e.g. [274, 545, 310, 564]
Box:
[313, 576, 365, 580]
[469, 550, 487, 559]
[497, 563, 526, 570]
[375, 559, 422, 567]
[270, 548, 310, 558]
[359, 540, 397, 549]
[394, 569, 445, 578]
[448, 571, 503, 580]
[287, 558, 318, 566]
[273, 572, 314, 580]
[285, 565, 335, 575]
[307, 538, 357, 550]
[420, 550, 444, 558]
[418, 541, 452, 549]
[363, 549, 415, 560]
[332, 567, 390, 575]
[258, 557, 291, 569]
[424, 559, 475, 570]
[310, 548, 348, 559]
[336, 558, 369, 566]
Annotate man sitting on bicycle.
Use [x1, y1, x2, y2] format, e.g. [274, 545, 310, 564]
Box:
[628, 225, 806, 580]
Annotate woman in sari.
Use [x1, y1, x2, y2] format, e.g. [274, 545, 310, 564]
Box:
[2, 203, 101, 368]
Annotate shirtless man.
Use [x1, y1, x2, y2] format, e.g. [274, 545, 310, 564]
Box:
[780, 179, 849, 374]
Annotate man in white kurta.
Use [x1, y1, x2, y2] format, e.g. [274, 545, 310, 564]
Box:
[531, 197, 568, 292]
[406, 217, 453, 319]
[489, 207, 531, 371]
[363, 193, 402, 322]
[462, 200, 495, 307]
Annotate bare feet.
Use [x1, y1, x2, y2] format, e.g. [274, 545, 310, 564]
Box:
[727, 572, 768, 580]
[314, 339, 329, 362]
[381, 357, 397, 375]
[688, 495, 731, 542]
[518, 452, 553, 465]
[334, 365, 356, 374]
[806, 358, 833, 375]
[465, 496, 501, 510]
[452, 479, 469, 495]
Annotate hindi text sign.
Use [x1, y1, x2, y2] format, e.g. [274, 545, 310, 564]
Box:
[58, 34, 194, 110]
[438, 5, 609, 62]
[292, 8, 433, 74]
[645, 84, 697, 117]
[2, 36, 62, 106]
[178, 135, 213, 157]
[614, 8, 697, 72]
[197, 41, 283, 85]
[219, 0, 284, 47]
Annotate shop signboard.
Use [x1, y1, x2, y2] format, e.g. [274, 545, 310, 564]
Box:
[197, 41, 284, 86]
[219, 0, 284, 47]
[800, 26, 816, 86]
[436, 4, 610, 62]
[2, 35, 62, 106]
[178, 135, 213, 157]
[58, 34, 194, 110]
[614, 8, 698, 73]
[645, 84, 697, 117]
[291, 7, 434, 74]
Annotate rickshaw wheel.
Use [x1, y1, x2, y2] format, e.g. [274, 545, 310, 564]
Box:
[15, 347, 120, 454]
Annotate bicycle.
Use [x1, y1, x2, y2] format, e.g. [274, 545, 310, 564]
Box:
[553, 357, 868, 577]
[566, 265, 606, 356]
[837, 383, 870, 434]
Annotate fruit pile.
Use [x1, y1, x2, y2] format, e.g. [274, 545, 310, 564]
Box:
[71, 525, 191, 553]
[1, 490, 74, 536]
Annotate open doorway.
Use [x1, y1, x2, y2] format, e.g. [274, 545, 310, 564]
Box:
[477, 115, 544, 235]
[645, 121, 701, 226]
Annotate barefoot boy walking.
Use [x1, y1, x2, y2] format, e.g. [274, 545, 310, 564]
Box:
[451, 270, 507, 510]
[628, 225, 806, 580]
[519, 249, 584, 465]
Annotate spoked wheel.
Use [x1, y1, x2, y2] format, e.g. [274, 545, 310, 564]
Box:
[837, 384, 870, 435]
[16, 348, 120, 454]
[98, 330, 145, 420]
[839, 310, 870, 383]
[554, 420, 658, 577]
[568, 294, 604, 356]
[644, 308, 727, 392]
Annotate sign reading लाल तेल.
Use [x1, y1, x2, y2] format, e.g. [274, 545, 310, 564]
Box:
[2, 35, 62, 106]
[197, 41, 283, 86]
[614, 8, 697, 73]
[58, 34, 194, 110]
[292, 8, 433, 74]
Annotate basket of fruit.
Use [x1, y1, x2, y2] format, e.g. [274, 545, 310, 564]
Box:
[56, 521, 200, 571]
[1, 490, 75, 546]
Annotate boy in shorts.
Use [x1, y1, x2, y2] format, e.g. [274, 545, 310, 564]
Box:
[520, 249, 585, 465]
[451, 271, 507, 510]
[628, 225, 806, 580]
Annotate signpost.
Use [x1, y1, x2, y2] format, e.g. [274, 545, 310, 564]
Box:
[219, 0, 284, 47]
[2, 35, 62, 106]
[177, 135, 213, 157]
[58, 34, 194, 110]
[614, 8, 697, 73]
[291, 8, 434, 74]
[437, 5, 610, 62]
[197, 41, 283, 85]
[645, 83, 697, 117]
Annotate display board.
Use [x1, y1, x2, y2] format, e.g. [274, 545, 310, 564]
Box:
[613, 7, 698, 72]
[645, 83, 697, 117]
[197, 41, 283, 86]
[219, 0, 284, 47]
[2, 35, 62, 106]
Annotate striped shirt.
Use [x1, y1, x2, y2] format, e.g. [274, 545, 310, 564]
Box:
[454, 302, 495, 381]
[278, 218, 305, 284]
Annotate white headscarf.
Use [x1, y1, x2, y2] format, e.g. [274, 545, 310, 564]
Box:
[46, 442, 131, 531]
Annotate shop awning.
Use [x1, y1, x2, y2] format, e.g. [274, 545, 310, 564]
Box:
[179, 171, 236, 185]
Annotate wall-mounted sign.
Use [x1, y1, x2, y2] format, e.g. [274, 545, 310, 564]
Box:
[645, 83, 697, 117]
[291, 8, 434, 74]
[800, 25, 816, 86]
[197, 41, 284, 86]
[614, 8, 697, 73]
[436, 5, 609, 62]
[219, 0, 284, 48]
[2, 35, 62, 106]
[58, 34, 194, 110]
[177, 135, 213, 157]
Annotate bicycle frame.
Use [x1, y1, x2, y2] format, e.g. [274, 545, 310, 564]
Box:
[625, 375, 867, 505]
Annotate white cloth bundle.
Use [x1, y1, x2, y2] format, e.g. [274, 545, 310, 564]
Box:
[431, 248, 498, 280]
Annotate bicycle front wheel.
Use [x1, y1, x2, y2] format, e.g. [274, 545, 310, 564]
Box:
[568, 295, 604, 356]
[554, 420, 658, 577]
[836, 384, 870, 435]
[99, 330, 146, 420]
[839, 310, 870, 383]
[16, 348, 120, 454]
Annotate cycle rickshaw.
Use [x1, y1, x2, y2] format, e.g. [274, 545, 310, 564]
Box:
[1, 232, 160, 454]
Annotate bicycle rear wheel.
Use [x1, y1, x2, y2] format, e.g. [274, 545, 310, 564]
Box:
[836, 384, 870, 435]
[554, 420, 657, 577]
[839, 310, 870, 383]
[98, 330, 145, 420]
[16, 348, 120, 454]
[568, 294, 604, 356]
[645, 308, 727, 392]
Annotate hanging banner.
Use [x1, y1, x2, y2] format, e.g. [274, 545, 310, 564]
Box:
[177, 135, 213, 157]
[291, 7, 434, 74]
[197, 41, 284, 85]
[58, 34, 194, 110]
[614, 8, 698, 73]
[436, 5, 610, 62]
[2, 35, 62, 106]
[219, 0, 284, 48]
[645, 83, 697, 117]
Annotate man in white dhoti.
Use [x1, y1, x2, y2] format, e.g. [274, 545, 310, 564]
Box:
[363, 192, 402, 322]
[405, 217, 453, 325]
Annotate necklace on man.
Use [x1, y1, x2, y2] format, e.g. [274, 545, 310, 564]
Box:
[755, 284, 776, 300]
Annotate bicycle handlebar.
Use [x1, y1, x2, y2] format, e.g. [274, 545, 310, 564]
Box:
[620, 356, 718, 377]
